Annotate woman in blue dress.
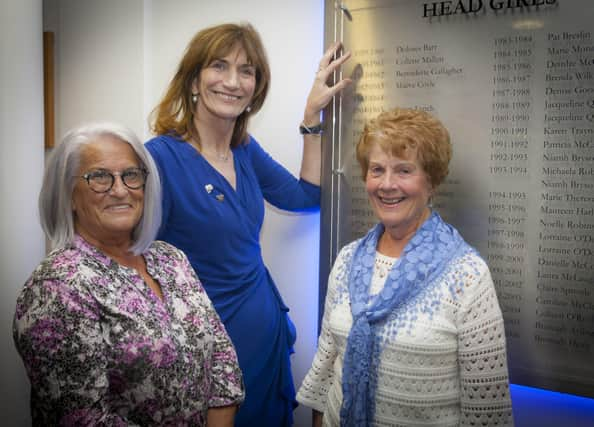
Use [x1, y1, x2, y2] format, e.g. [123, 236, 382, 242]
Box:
[145, 23, 351, 426]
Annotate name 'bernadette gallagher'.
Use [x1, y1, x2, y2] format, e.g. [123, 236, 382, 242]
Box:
[423, 0, 558, 18]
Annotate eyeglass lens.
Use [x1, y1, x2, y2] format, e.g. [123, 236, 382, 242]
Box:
[85, 168, 146, 192]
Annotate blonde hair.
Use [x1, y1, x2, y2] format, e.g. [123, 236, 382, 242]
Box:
[356, 108, 452, 188]
[150, 22, 270, 148]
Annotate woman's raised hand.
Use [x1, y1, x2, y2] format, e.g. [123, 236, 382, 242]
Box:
[303, 42, 352, 125]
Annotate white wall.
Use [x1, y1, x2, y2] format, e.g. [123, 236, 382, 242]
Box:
[0, 1, 45, 426]
[55, 0, 145, 137]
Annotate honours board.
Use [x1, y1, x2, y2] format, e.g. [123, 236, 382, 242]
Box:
[320, 0, 594, 397]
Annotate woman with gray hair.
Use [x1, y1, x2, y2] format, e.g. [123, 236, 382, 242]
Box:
[13, 122, 244, 426]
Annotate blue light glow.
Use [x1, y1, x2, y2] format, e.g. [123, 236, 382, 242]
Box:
[511, 384, 594, 427]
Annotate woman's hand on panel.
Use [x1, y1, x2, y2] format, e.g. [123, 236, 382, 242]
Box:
[303, 42, 352, 125]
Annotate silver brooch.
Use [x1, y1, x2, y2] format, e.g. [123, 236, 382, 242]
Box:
[205, 184, 213, 193]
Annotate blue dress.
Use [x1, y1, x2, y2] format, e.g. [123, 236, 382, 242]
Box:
[145, 134, 320, 426]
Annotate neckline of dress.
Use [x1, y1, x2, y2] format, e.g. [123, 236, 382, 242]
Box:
[187, 141, 239, 193]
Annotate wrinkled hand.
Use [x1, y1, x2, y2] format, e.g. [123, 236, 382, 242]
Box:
[303, 42, 352, 125]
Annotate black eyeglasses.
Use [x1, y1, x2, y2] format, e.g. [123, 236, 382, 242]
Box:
[77, 168, 148, 193]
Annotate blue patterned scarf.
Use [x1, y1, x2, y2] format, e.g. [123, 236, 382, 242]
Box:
[340, 211, 467, 426]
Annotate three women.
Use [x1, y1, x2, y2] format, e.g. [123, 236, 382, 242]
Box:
[14, 20, 513, 426]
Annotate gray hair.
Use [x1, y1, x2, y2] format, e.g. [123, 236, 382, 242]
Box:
[40, 122, 162, 255]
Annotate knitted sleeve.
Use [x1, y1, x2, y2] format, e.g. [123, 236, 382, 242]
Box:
[297, 244, 353, 413]
[457, 253, 514, 426]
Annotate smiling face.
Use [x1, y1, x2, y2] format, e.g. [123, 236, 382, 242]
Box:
[72, 135, 144, 248]
[193, 44, 256, 123]
[365, 142, 433, 240]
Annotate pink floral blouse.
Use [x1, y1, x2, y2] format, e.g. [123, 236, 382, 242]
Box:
[13, 236, 244, 426]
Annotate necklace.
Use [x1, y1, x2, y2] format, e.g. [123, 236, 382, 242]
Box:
[214, 149, 231, 162]
[188, 133, 231, 162]
[196, 144, 231, 162]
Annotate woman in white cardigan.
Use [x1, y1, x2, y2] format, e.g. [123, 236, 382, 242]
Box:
[297, 108, 514, 427]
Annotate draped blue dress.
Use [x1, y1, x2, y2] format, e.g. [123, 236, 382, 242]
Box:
[145, 134, 320, 426]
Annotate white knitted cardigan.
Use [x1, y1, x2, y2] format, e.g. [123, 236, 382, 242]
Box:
[297, 241, 514, 426]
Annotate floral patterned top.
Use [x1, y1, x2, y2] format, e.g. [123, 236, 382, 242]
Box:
[13, 236, 244, 426]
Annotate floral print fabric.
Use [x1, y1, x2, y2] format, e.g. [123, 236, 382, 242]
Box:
[13, 236, 244, 426]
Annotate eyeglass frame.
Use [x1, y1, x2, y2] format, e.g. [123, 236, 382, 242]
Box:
[76, 167, 149, 193]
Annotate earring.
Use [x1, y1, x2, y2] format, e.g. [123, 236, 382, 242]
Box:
[191, 93, 198, 103]
[245, 105, 252, 113]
